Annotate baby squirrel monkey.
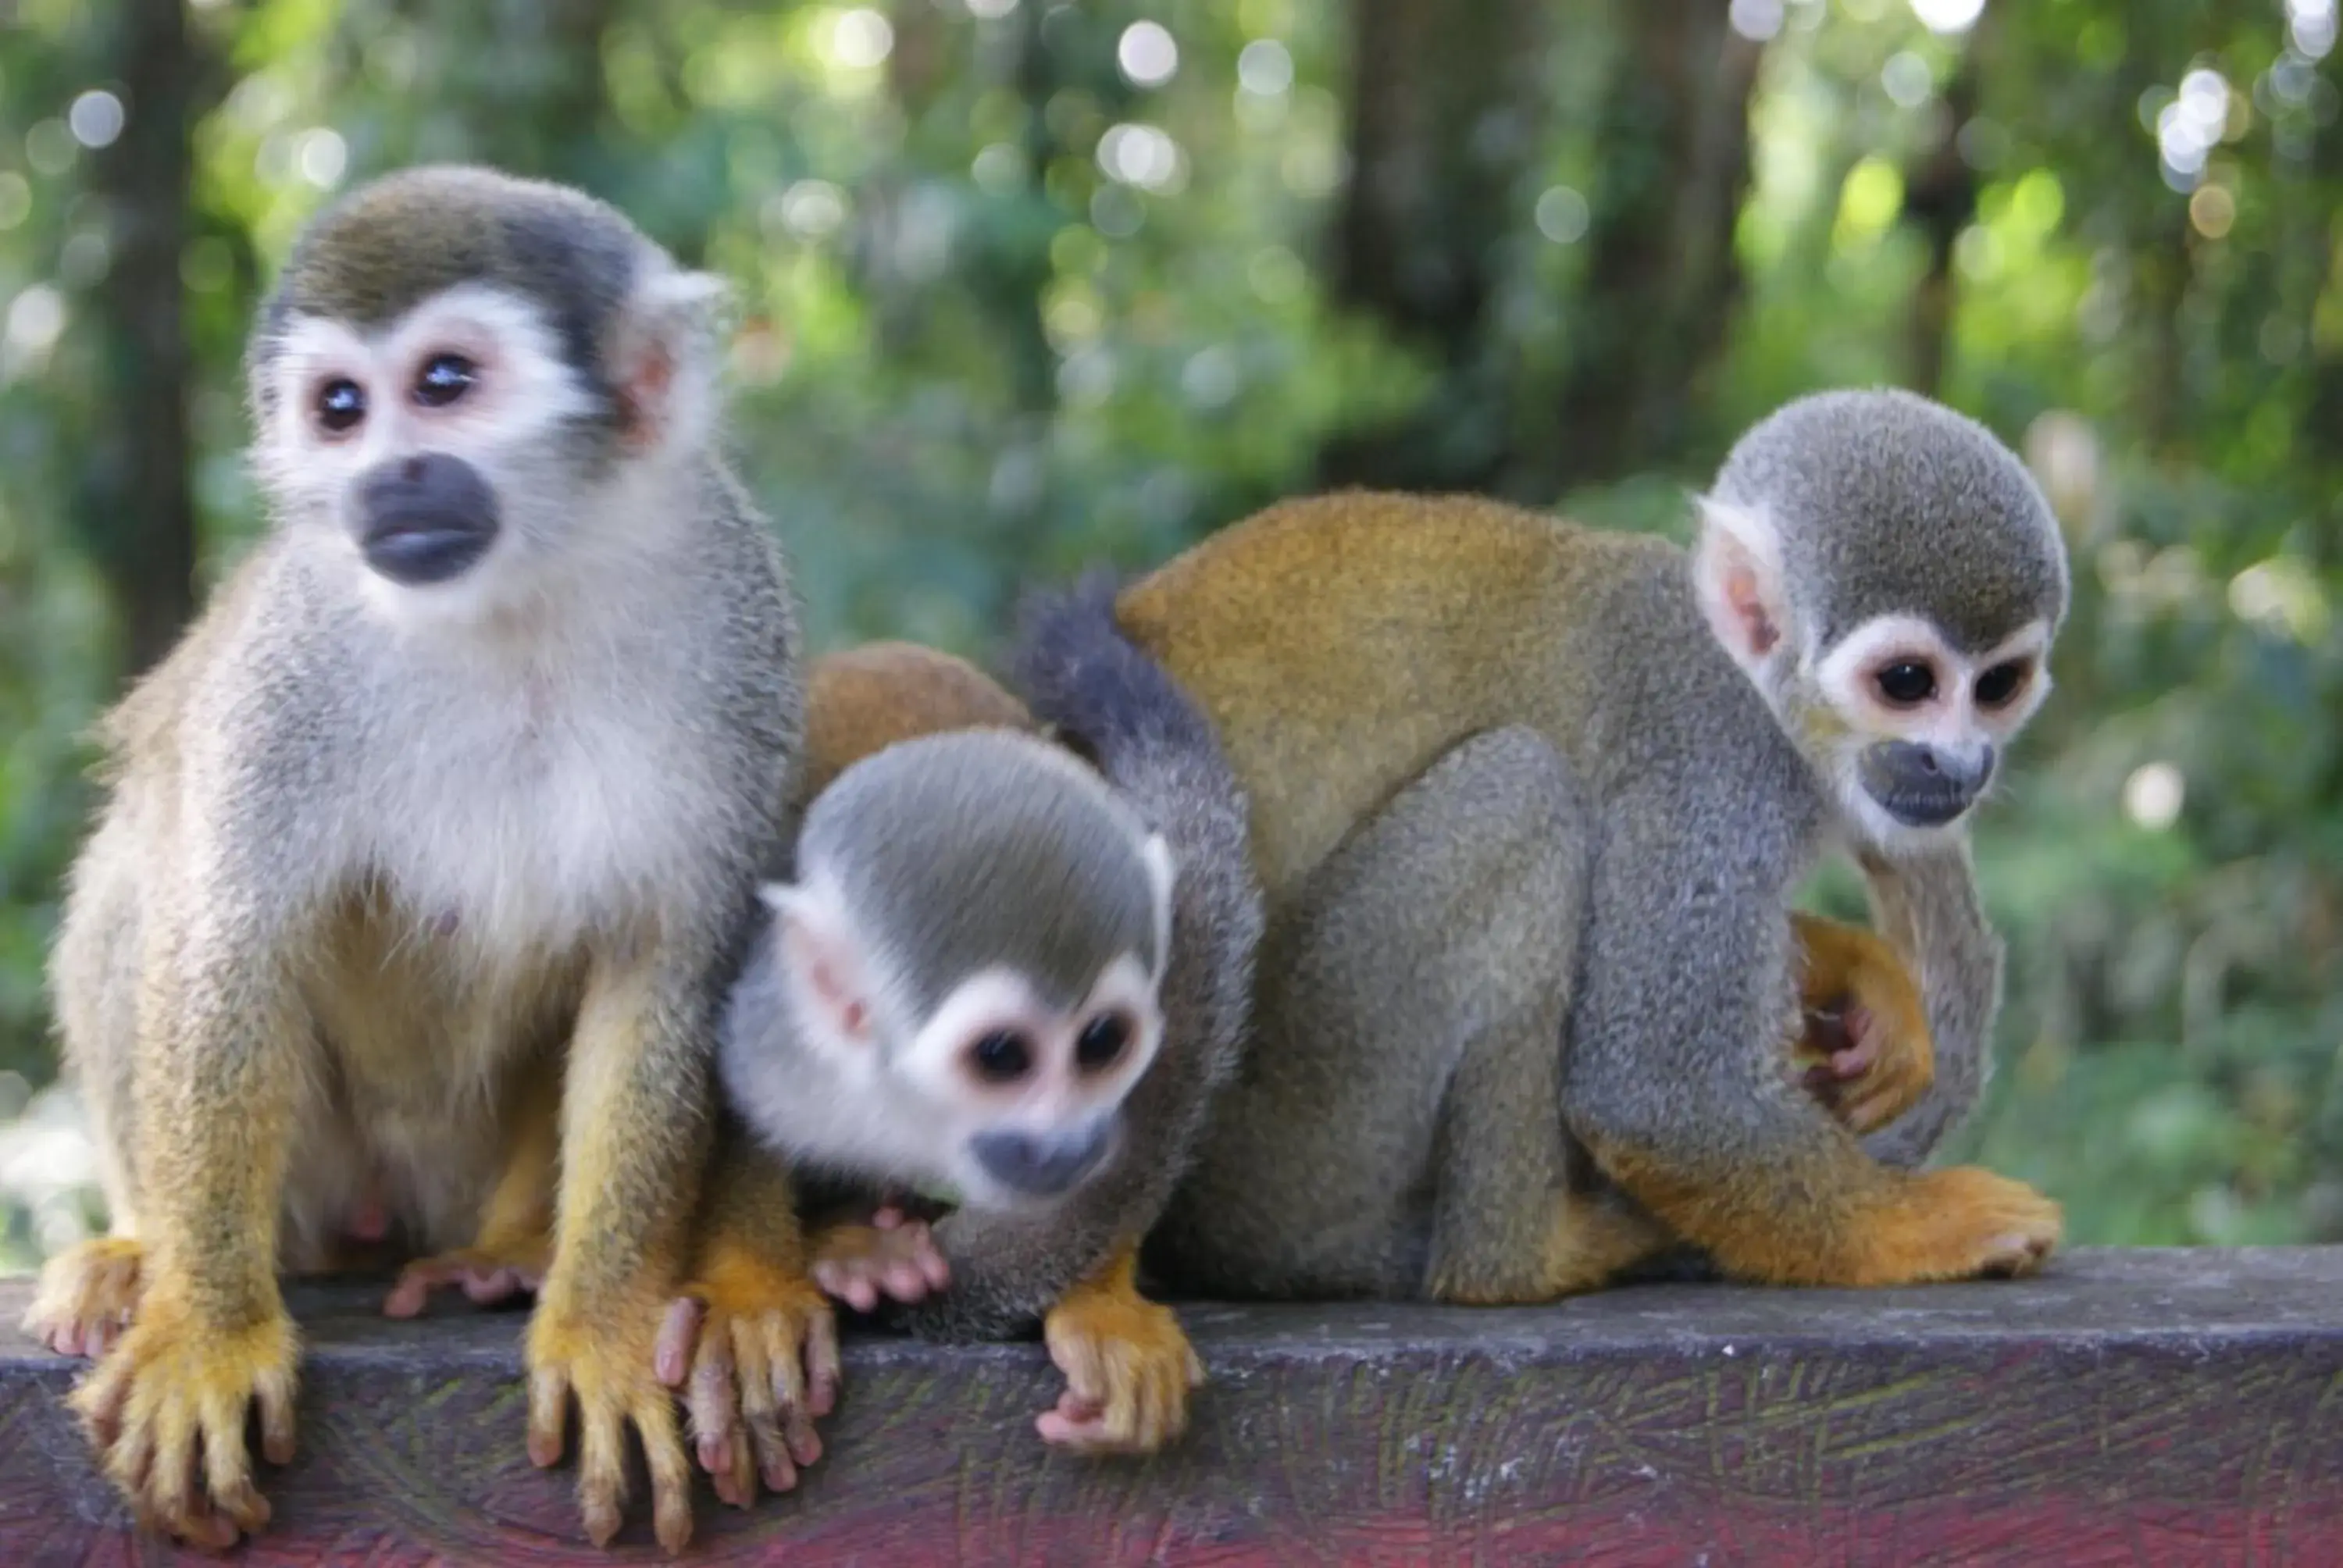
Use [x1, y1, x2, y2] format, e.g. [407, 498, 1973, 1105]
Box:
[690, 586, 1261, 1465]
[24, 166, 818, 1553]
[1118, 387, 2067, 1303]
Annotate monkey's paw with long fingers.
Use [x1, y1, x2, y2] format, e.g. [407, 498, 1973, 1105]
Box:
[69, 1292, 298, 1552]
[809, 1206, 951, 1314]
[1036, 1280, 1204, 1456]
[526, 1301, 698, 1555]
[655, 1252, 838, 1509]
[380, 1235, 552, 1319]
[24, 1235, 145, 1359]
[1792, 918, 1935, 1135]
[1856, 1166, 2064, 1285]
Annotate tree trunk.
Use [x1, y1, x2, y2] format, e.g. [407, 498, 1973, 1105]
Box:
[77, 0, 199, 679]
[1543, 0, 1762, 491]
[1903, 54, 1983, 395]
[1314, 0, 1550, 494]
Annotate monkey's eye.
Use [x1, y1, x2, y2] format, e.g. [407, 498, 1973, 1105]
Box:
[315, 378, 366, 436]
[414, 352, 477, 408]
[1974, 661, 2028, 709]
[1075, 1012, 1132, 1073]
[967, 1031, 1033, 1085]
[1874, 662, 1938, 707]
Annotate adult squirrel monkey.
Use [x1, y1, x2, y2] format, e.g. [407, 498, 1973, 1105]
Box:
[1122, 387, 2065, 1301]
[24, 166, 822, 1553]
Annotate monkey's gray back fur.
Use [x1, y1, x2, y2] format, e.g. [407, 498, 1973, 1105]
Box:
[881, 573, 1265, 1341]
[803, 732, 1164, 1021]
[1712, 387, 2069, 652]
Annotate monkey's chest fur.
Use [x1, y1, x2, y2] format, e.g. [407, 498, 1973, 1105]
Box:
[272, 658, 733, 1270]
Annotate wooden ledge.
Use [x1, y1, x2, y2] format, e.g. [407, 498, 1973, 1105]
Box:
[3, 1247, 2340, 1564]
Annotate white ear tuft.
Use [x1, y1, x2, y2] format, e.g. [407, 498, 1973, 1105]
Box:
[612, 263, 732, 456]
[1692, 494, 1792, 677]
[770, 879, 879, 1056]
[1140, 832, 1177, 979]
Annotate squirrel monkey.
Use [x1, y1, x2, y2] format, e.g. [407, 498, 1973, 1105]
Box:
[665, 621, 1929, 1471]
[23, 166, 819, 1553]
[676, 587, 1261, 1470]
[1111, 387, 2067, 1302]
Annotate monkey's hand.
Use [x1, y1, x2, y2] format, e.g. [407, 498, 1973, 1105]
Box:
[526, 1298, 698, 1553]
[810, 1205, 953, 1313]
[381, 1235, 551, 1320]
[70, 1285, 298, 1549]
[1791, 912, 1934, 1136]
[24, 1236, 145, 1359]
[654, 1244, 837, 1510]
[1036, 1243, 1202, 1456]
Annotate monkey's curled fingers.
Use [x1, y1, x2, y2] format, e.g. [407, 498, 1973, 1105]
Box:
[1853, 1167, 2064, 1285]
[1790, 913, 1934, 1136]
[810, 1209, 951, 1315]
[656, 1251, 839, 1509]
[526, 1303, 698, 1555]
[69, 1292, 298, 1552]
[1035, 1249, 1203, 1456]
[23, 1235, 144, 1359]
[381, 1236, 551, 1320]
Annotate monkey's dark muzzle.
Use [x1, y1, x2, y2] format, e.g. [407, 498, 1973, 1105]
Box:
[355, 453, 501, 586]
[1860, 739, 1994, 829]
[972, 1118, 1116, 1200]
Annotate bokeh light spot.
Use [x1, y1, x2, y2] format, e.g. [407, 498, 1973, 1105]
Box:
[2188, 183, 2234, 238]
[1534, 185, 1589, 244]
[68, 91, 125, 151]
[1118, 22, 1179, 89]
[1909, 0, 1985, 35]
[2122, 763, 2184, 832]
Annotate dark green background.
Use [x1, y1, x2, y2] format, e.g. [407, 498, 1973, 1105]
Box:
[0, 0, 2336, 1267]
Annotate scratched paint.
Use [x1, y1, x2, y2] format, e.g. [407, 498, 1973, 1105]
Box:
[0, 1253, 2339, 1567]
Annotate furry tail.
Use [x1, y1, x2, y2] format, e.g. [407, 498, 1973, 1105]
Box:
[1007, 565, 1264, 1127]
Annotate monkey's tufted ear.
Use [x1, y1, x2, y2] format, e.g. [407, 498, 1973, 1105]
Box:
[1139, 831, 1177, 981]
[610, 262, 731, 458]
[761, 879, 880, 1059]
[1691, 494, 1793, 679]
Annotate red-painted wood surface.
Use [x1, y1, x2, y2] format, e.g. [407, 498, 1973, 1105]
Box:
[2, 1247, 2339, 1566]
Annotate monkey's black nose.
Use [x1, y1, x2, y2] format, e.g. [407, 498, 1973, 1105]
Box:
[971, 1119, 1115, 1199]
[1860, 739, 1993, 828]
[353, 451, 501, 586]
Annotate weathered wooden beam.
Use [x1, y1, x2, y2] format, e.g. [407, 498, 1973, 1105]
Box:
[2, 1247, 2339, 1565]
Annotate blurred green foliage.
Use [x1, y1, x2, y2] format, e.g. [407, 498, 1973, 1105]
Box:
[0, 0, 2336, 1268]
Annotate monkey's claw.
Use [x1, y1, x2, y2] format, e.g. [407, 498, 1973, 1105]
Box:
[1792, 914, 1934, 1135]
[381, 1238, 551, 1319]
[527, 1303, 696, 1555]
[657, 1248, 838, 1509]
[69, 1292, 298, 1551]
[1037, 1273, 1203, 1456]
[24, 1235, 145, 1358]
[810, 1206, 950, 1313]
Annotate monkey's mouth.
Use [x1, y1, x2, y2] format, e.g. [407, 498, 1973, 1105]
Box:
[353, 452, 502, 587]
[969, 1117, 1118, 1201]
[1858, 740, 1992, 830]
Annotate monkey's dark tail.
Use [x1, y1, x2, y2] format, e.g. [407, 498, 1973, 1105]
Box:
[1007, 567, 1264, 1105]
[1007, 571, 1219, 774]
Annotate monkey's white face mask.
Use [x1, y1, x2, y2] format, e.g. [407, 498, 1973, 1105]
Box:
[743, 875, 1171, 1214]
[255, 269, 725, 629]
[1692, 496, 2055, 853]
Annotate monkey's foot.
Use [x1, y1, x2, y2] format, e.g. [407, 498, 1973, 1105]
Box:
[70, 1290, 298, 1551]
[380, 1235, 551, 1319]
[527, 1295, 697, 1554]
[23, 1235, 145, 1358]
[1036, 1247, 1202, 1455]
[1838, 1166, 2063, 1285]
[658, 1248, 838, 1508]
[809, 1205, 951, 1313]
